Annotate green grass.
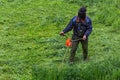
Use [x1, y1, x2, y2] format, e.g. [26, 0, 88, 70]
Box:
[0, 0, 120, 80]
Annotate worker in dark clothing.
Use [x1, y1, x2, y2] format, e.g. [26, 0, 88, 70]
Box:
[60, 7, 92, 64]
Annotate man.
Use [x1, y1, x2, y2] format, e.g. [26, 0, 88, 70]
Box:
[60, 7, 92, 64]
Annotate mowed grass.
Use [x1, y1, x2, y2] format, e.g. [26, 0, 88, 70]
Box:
[0, 0, 120, 80]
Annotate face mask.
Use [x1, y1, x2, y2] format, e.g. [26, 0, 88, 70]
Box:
[78, 12, 86, 20]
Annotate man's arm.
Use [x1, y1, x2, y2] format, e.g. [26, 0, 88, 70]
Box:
[84, 18, 92, 37]
[60, 17, 75, 35]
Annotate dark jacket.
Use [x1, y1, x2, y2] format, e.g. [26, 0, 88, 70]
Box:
[63, 16, 92, 38]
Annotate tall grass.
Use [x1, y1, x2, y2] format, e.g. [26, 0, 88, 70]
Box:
[0, 0, 120, 80]
[32, 56, 120, 80]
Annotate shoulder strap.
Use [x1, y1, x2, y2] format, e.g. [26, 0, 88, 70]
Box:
[76, 16, 79, 23]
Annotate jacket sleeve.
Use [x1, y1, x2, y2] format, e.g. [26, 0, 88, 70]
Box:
[63, 17, 75, 33]
[84, 18, 92, 37]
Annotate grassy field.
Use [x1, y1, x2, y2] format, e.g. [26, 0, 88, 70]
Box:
[0, 0, 120, 80]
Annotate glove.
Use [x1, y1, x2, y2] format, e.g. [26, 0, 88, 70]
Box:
[59, 32, 65, 36]
[82, 35, 87, 40]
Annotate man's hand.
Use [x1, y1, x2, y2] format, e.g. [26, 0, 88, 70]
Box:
[60, 31, 65, 36]
[82, 35, 86, 40]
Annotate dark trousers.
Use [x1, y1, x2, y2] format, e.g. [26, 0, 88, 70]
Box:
[70, 35, 88, 62]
